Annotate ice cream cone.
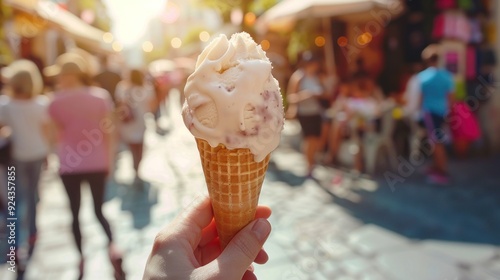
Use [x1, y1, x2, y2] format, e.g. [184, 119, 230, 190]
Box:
[196, 138, 270, 249]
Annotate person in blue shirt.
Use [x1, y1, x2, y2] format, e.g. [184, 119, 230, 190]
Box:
[417, 44, 455, 184]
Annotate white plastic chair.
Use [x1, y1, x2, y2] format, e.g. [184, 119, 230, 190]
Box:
[362, 106, 398, 174]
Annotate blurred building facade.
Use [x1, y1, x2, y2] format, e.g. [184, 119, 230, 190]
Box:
[1, 0, 113, 69]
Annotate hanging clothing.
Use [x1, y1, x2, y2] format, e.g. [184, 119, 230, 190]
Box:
[436, 0, 456, 10]
[432, 12, 471, 42]
[466, 46, 477, 81]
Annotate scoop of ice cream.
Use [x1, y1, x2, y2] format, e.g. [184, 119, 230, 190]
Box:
[182, 32, 284, 162]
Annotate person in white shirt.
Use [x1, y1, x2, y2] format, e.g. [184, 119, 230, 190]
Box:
[403, 63, 425, 121]
[0, 59, 51, 270]
[115, 69, 155, 185]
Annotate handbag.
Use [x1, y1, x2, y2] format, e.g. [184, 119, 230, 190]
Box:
[449, 102, 481, 142]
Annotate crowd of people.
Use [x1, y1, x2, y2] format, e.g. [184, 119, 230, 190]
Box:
[286, 44, 484, 185]
[287, 52, 387, 176]
[0, 50, 180, 279]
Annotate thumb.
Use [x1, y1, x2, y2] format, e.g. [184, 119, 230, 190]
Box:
[216, 219, 271, 279]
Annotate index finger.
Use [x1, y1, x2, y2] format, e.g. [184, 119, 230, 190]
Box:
[255, 205, 271, 219]
[171, 195, 214, 249]
[200, 205, 272, 247]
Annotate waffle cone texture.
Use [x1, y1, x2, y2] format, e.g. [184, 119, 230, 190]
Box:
[196, 138, 270, 249]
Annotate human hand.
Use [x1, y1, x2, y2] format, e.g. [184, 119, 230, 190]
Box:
[143, 196, 272, 280]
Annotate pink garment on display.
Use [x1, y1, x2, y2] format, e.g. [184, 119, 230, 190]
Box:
[433, 13, 471, 42]
[432, 14, 445, 39]
[443, 13, 455, 38]
[48, 87, 114, 174]
[466, 46, 477, 80]
[454, 14, 471, 42]
[436, 0, 456, 9]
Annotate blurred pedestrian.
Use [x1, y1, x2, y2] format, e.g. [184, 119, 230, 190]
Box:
[148, 59, 177, 135]
[287, 52, 329, 176]
[45, 53, 124, 279]
[398, 63, 426, 159]
[318, 68, 339, 159]
[326, 77, 383, 172]
[417, 44, 455, 184]
[115, 69, 155, 186]
[0, 59, 51, 277]
[93, 55, 122, 103]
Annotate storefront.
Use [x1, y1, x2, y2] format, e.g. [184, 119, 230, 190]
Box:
[258, 0, 500, 151]
[2, 0, 113, 68]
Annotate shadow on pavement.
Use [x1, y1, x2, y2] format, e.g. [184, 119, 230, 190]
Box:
[267, 159, 307, 187]
[317, 155, 500, 246]
[106, 179, 158, 230]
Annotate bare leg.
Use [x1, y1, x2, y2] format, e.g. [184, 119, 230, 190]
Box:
[326, 120, 344, 164]
[354, 143, 364, 172]
[319, 121, 331, 153]
[128, 142, 144, 177]
[434, 143, 448, 174]
[304, 136, 320, 175]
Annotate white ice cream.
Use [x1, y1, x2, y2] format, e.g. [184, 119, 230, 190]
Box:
[182, 32, 284, 162]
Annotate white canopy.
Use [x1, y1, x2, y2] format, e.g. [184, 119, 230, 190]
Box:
[5, 0, 112, 53]
[256, 0, 403, 33]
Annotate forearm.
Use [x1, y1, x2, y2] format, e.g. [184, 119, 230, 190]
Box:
[292, 90, 314, 103]
[105, 116, 117, 172]
[149, 97, 159, 113]
[46, 121, 59, 151]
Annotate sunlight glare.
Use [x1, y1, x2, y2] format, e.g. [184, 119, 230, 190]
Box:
[103, 0, 166, 46]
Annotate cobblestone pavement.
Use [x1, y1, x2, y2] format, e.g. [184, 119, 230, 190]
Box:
[1, 91, 500, 280]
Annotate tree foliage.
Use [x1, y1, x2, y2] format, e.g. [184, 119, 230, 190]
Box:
[194, 0, 279, 22]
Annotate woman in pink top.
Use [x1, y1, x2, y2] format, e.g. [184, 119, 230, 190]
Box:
[45, 53, 124, 279]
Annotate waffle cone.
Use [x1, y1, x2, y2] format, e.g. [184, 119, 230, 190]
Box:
[196, 138, 270, 249]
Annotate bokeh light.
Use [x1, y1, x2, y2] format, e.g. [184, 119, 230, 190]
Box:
[357, 32, 373, 45]
[142, 41, 154, 52]
[160, 1, 180, 24]
[112, 41, 123, 52]
[260, 39, 270, 51]
[315, 36, 326, 47]
[244, 12, 256, 26]
[337, 36, 348, 47]
[199, 31, 210, 42]
[80, 9, 95, 24]
[171, 37, 182, 48]
[102, 32, 114, 43]
[231, 9, 243, 26]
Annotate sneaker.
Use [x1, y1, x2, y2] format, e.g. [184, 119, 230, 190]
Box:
[16, 267, 25, 280]
[331, 174, 343, 187]
[78, 259, 84, 280]
[27, 235, 37, 259]
[109, 244, 126, 280]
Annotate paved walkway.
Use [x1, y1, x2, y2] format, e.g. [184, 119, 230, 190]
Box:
[1, 90, 500, 280]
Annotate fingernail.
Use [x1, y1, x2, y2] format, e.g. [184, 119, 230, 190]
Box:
[251, 219, 271, 242]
